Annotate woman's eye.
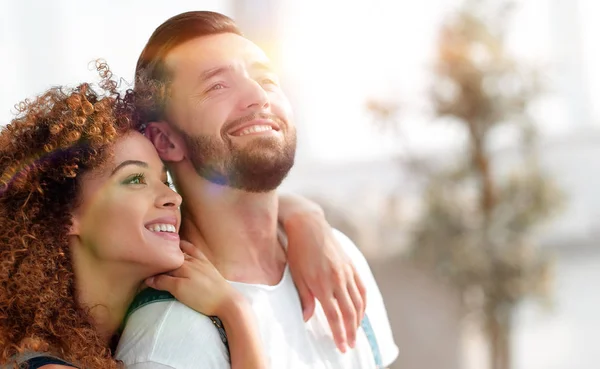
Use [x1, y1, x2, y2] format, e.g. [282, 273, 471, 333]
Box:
[124, 173, 146, 185]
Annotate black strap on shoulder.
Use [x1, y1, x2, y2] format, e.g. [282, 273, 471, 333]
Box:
[123, 288, 229, 353]
[20, 356, 78, 368]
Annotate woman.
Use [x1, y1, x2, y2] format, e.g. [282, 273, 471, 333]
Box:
[0, 68, 360, 369]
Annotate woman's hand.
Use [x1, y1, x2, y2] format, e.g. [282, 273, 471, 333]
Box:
[146, 241, 267, 369]
[145, 241, 244, 317]
[278, 194, 367, 353]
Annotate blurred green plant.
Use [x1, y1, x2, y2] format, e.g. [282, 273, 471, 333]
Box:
[368, 1, 564, 368]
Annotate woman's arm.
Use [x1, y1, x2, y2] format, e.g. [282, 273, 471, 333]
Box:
[146, 241, 266, 369]
[218, 296, 267, 369]
[277, 193, 367, 352]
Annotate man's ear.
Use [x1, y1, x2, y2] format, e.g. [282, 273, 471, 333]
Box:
[144, 122, 186, 162]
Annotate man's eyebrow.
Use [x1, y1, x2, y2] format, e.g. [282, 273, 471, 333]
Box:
[251, 61, 275, 73]
[196, 62, 275, 87]
[197, 65, 232, 85]
[110, 160, 148, 176]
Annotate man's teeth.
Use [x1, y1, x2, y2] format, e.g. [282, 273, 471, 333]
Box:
[237, 125, 273, 136]
[146, 224, 177, 233]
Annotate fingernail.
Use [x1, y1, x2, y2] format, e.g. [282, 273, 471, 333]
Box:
[146, 277, 154, 285]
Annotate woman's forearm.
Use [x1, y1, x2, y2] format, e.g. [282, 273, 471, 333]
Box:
[277, 193, 325, 226]
[219, 297, 268, 369]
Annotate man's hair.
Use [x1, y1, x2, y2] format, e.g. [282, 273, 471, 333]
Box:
[134, 11, 242, 129]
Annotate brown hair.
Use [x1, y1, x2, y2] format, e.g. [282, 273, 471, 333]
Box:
[134, 11, 242, 129]
[0, 63, 133, 369]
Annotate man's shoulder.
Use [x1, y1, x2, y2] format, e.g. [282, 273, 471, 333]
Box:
[116, 299, 229, 368]
[330, 229, 358, 250]
[331, 229, 400, 367]
[330, 229, 371, 271]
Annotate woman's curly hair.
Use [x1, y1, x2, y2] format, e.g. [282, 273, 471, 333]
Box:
[0, 62, 135, 368]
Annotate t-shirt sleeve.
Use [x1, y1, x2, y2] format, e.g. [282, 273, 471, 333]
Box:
[333, 229, 400, 368]
[125, 362, 177, 369]
[116, 301, 230, 369]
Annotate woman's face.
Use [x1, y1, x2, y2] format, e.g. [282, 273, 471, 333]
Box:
[70, 131, 184, 276]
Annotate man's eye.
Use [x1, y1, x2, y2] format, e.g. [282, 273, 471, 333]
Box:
[262, 78, 278, 86]
[209, 83, 225, 91]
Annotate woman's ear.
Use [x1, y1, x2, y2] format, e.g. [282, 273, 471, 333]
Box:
[67, 214, 80, 237]
[144, 122, 185, 162]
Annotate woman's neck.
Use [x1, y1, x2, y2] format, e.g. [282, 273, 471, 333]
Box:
[81, 278, 141, 346]
[70, 248, 144, 346]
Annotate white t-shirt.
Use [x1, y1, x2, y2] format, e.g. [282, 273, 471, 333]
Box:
[115, 229, 398, 368]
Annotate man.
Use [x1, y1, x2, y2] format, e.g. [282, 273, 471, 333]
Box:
[116, 11, 398, 368]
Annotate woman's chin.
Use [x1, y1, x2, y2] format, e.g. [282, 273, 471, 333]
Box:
[158, 252, 186, 273]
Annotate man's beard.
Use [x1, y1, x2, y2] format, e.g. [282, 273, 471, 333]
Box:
[181, 128, 296, 193]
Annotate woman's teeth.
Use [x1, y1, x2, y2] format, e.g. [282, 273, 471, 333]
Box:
[146, 224, 177, 233]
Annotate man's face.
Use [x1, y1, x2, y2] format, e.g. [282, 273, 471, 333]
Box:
[163, 32, 296, 192]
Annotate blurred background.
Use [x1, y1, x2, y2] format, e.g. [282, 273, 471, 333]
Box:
[1, 0, 599, 368]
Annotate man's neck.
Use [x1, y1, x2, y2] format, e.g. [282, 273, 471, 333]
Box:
[178, 177, 286, 285]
